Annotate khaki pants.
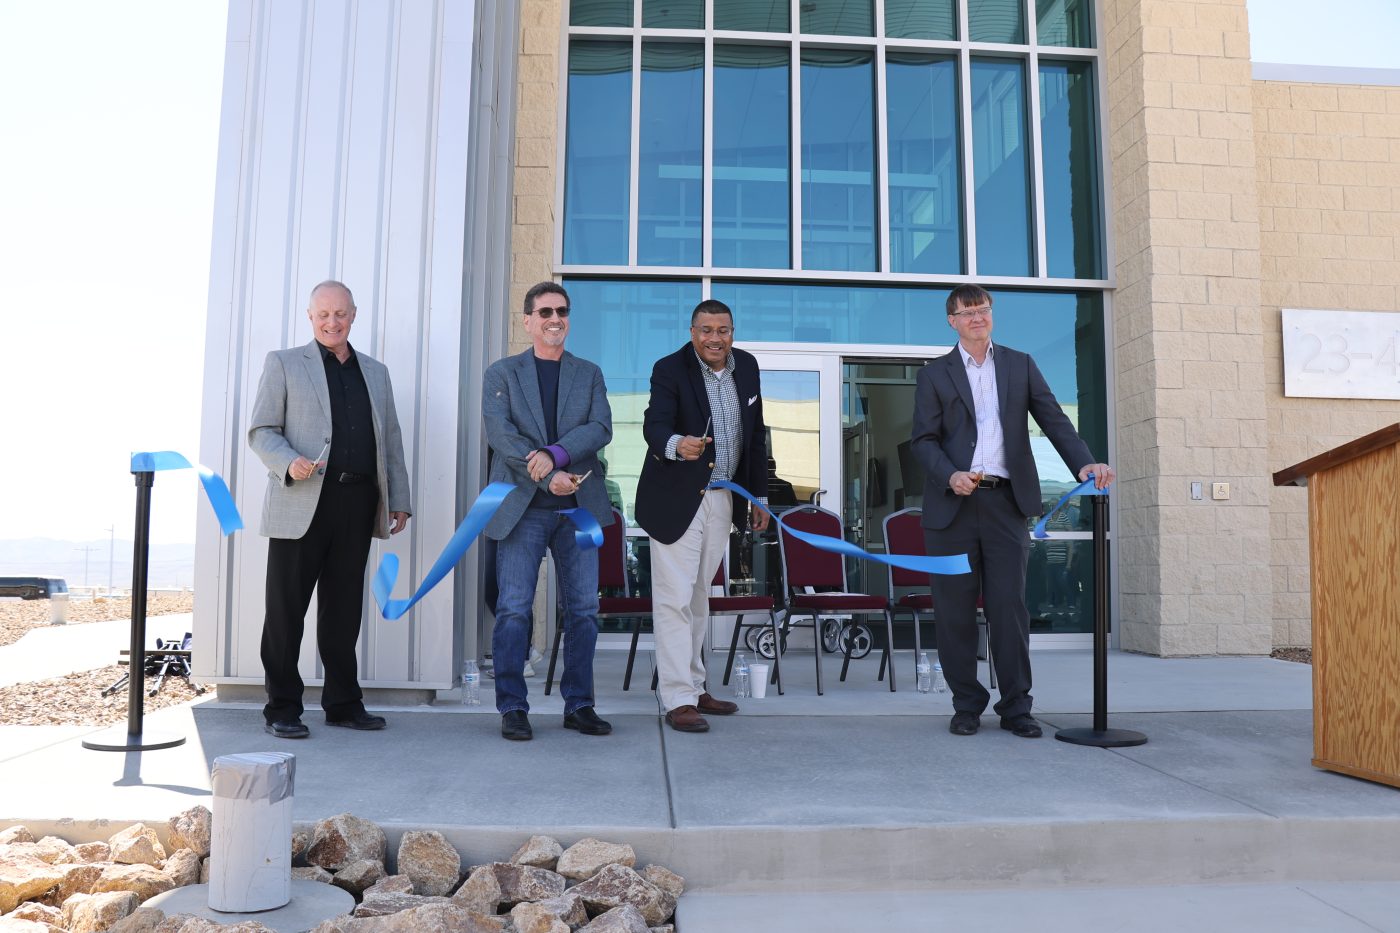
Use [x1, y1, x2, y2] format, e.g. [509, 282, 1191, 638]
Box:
[650, 489, 732, 711]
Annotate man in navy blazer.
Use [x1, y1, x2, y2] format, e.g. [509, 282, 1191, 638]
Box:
[482, 282, 614, 741]
[636, 299, 770, 733]
[912, 284, 1114, 739]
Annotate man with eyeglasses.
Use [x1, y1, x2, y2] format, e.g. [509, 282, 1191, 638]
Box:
[636, 299, 771, 733]
[482, 281, 615, 741]
[912, 284, 1114, 739]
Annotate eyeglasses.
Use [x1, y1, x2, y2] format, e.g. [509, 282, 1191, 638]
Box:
[949, 306, 991, 319]
[529, 305, 570, 319]
[692, 325, 733, 337]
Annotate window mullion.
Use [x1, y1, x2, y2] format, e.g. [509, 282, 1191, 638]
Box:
[790, 2, 802, 271]
[875, 0, 891, 273]
[958, 1, 977, 275]
[1027, 0, 1048, 279]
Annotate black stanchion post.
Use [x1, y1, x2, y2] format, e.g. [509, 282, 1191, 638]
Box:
[83, 470, 186, 752]
[1055, 493, 1147, 748]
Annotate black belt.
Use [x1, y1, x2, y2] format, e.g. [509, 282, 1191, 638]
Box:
[976, 476, 1008, 488]
[334, 471, 372, 485]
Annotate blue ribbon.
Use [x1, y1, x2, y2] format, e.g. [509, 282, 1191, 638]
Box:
[709, 480, 971, 576]
[1033, 475, 1108, 539]
[129, 451, 244, 536]
[372, 481, 604, 621]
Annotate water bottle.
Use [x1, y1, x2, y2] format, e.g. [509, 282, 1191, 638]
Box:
[734, 652, 751, 699]
[916, 652, 932, 694]
[462, 659, 481, 706]
[933, 660, 948, 693]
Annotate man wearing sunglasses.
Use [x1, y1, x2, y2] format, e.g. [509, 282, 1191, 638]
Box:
[482, 282, 614, 741]
[912, 284, 1114, 740]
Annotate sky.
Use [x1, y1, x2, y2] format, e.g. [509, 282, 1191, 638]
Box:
[0, 0, 1395, 550]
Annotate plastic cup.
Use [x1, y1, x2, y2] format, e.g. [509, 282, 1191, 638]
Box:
[749, 663, 770, 698]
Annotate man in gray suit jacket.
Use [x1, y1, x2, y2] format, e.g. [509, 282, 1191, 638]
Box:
[912, 284, 1113, 739]
[248, 280, 412, 738]
[482, 281, 614, 741]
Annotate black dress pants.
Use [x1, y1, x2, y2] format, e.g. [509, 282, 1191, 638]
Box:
[262, 480, 378, 723]
[923, 484, 1034, 719]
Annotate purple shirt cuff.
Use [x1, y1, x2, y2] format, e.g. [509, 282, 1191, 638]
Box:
[543, 444, 570, 468]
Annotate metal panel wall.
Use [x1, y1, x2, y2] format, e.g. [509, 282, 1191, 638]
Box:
[194, 0, 479, 692]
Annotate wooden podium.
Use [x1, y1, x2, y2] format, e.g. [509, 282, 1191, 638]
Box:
[1274, 423, 1400, 789]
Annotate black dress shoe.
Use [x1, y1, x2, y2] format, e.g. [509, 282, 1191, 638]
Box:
[501, 710, 533, 741]
[1000, 714, 1043, 738]
[563, 706, 612, 735]
[265, 720, 309, 739]
[949, 711, 981, 736]
[326, 711, 386, 731]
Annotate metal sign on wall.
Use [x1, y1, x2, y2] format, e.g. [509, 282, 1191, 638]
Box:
[1282, 308, 1400, 400]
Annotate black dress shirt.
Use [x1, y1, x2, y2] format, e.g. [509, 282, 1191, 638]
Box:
[318, 342, 377, 478]
[530, 354, 576, 509]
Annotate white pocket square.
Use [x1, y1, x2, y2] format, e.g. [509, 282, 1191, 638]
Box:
[747, 395, 758, 406]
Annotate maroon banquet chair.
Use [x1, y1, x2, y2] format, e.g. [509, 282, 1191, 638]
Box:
[545, 508, 653, 694]
[777, 505, 897, 695]
[882, 507, 995, 690]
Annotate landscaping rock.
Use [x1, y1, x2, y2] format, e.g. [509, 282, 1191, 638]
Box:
[293, 865, 335, 884]
[163, 919, 275, 932]
[569, 865, 673, 926]
[531, 892, 589, 929]
[28, 837, 79, 865]
[152, 914, 198, 933]
[38, 863, 103, 906]
[352, 892, 452, 917]
[578, 905, 649, 933]
[396, 830, 460, 896]
[63, 890, 141, 933]
[0, 826, 35, 845]
[509, 835, 563, 870]
[167, 807, 212, 859]
[91, 863, 176, 902]
[198, 858, 209, 884]
[6, 901, 63, 928]
[556, 840, 634, 882]
[310, 902, 503, 932]
[333, 859, 386, 896]
[363, 874, 414, 898]
[292, 831, 310, 865]
[163, 848, 200, 888]
[0, 851, 66, 913]
[489, 862, 566, 905]
[308, 814, 386, 872]
[74, 842, 111, 864]
[0, 918, 53, 933]
[638, 866, 683, 900]
[515, 901, 576, 933]
[109, 824, 166, 866]
[450, 864, 502, 916]
[650, 926, 674, 933]
[108, 906, 167, 932]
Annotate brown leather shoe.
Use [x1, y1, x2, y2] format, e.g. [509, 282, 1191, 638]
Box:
[665, 705, 710, 733]
[697, 692, 738, 715]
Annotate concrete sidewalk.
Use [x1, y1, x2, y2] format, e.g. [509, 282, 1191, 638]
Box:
[2, 642, 1398, 929]
[0, 612, 194, 687]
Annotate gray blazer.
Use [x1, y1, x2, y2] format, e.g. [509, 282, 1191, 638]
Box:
[911, 344, 1093, 531]
[248, 342, 412, 540]
[482, 349, 615, 540]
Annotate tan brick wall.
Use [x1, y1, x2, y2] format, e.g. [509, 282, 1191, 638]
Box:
[510, 0, 563, 354]
[1106, 0, 1272, 655]
[1255, 79, 1400, 647]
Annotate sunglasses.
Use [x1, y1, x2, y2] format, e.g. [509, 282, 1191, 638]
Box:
[529, 305, 570, 319]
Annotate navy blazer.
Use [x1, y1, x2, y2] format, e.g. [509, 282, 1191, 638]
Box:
[911, 344, 1094, 531]
[481, 349, 615, 540]
[635, 344, 767, 545]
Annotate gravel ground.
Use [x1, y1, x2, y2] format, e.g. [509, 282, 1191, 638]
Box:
[0, 664, 205, 725]
[0, 593, 194, 648]
[1271, 647, 1312, 664]
[0, 593, 201, 725]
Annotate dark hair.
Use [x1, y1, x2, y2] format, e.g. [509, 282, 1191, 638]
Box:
[523, 281, 569, 315]
[690, 298, 733, 325]
[945, 284, 992, 316]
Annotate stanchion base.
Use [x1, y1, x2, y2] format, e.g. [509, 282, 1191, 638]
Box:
[82, 729, 186, 752]
[1055, 727, 1148, 748]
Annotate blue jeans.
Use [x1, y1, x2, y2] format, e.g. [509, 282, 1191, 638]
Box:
[493, 508, 599, 715]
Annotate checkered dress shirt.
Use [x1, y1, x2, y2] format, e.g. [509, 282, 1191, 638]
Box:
[668, 350, 741, 484]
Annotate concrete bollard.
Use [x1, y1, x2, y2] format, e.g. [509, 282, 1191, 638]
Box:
[48, 594, 68, 625]
[209, 752, 295, 912]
